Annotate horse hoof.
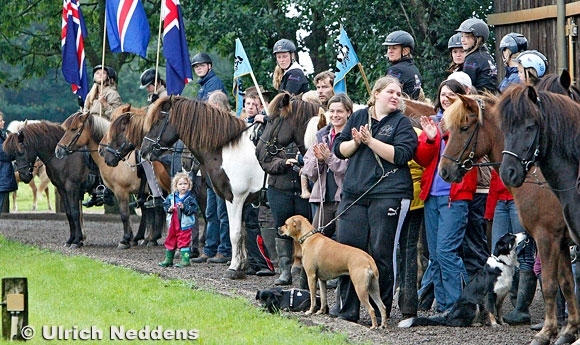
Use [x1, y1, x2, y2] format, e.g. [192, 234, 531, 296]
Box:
[222, 269, 246, 280]
[69, 243, 81, 250]
[146, 241, 158, 247]
[65, 242, 72, 247]
[117, 242, 131, 250]
[530, 336, 551, 345]
[554, 334, 576, 345]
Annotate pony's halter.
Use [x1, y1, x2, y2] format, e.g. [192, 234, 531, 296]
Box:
[501, 97, 543, 174]
[143, 110, 173, 154]
[56, 114, 86, 154]
[441, 98, 485, 172]
[259, 117, 286, 155]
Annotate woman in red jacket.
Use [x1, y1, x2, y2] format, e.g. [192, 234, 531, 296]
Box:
[414, 79, 477, 312]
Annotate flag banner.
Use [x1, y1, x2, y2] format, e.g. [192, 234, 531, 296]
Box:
[62, 0, 89, 101]
[162, 0, 193, 95]
[233, 38, 254, 116]
[233, 38, 253, 78]
[106, 0, 151, 58]
[334, 27, 359, 94]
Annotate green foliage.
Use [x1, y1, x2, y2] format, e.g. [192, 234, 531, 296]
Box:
[0, 0, 494, 121]
[0, 237, 352, 345]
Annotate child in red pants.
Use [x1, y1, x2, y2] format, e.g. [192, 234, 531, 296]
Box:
[159, 172, 199, 267]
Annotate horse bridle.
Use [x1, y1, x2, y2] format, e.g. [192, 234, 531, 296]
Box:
[56, 114, 87, 154]
[98, 111, 134, 162]
[501, 97, 544, 175]
[441, 98, 488, 172]
[143, 110, 173, 154]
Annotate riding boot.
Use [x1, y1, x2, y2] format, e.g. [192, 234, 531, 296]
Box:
[274, 238, 293, 286]
[503, 270, 537, 325]
[175, 249, 191, 268]
[510, 269, 520, 307]
[158, 250, 175, 267]
[83, 192, 104, 208]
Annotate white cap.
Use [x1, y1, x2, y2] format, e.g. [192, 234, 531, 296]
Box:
[447, 71, 472, 90]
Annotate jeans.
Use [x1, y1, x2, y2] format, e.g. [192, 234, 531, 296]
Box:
[462, 193, 490, 280]
[0, 192, 7, 215]
[424, 195, 468, 312]
[492, 199, 535, 271]
[203, 187, 231, 257]
[398, 208, 424, 316]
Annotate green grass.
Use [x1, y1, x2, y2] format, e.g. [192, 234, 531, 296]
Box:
[0, 237, 357, 344]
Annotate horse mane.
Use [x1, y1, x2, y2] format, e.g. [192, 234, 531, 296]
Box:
[268, 92, 321, 130]
[499, 84, 580, 160]
[3, 121, 64, 156]
[109, 105, 147, 144]
[444, 93, 497, 131]
[62, 112, 110, 144]
[147, 96, 247, 150]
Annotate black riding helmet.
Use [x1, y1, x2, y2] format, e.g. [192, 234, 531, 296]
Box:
[92, 65, 117, 82]
[191, 52, 212, 67]
[455, 18, 490, 42]
[140, 68, 159, 89]
[499, 33, 528, 55]
[272, 39, 296, 54]
[448, 33, 463, 50]
[382, 30, 415, 52]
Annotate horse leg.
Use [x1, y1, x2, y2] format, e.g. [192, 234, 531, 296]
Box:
[117, 196, 133, 249]
[149, 205, 165, 246]
[531, 237, 562, 345]
[11, 190, 17, 212]
[133, 207, 148, 246]
[62, 188, 84, 248]
[29, 178, 38, 211]
[555, 241, 579, 345]
[223, 198, 247, 280]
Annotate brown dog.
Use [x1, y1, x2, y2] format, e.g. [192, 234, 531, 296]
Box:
[279, 215, 387, 329]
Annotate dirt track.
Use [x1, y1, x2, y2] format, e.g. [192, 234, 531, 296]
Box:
[0, 212, 547, 345]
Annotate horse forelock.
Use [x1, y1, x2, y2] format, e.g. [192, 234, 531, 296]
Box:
[170, 97, 246, 150]
[109, 112, 146, 144]
[498, 84, 539, 134]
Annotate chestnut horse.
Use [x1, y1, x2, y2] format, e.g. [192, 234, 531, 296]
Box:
[3, 121, 90, 247]
[438, 93, 579, 345]
[55, 112, 167, 248]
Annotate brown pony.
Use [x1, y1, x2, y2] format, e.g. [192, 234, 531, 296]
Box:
[55, 112, 154, 249]
[439, 93, 579, 345]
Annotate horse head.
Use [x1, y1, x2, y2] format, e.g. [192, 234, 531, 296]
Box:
[4, 130, 35, 183]
[100, 104, 146, 166]
[262, 92, 321, 155]
[499, 84, 543, 187]
[141, 96, 179, 161]
[439, 94, 496, 183]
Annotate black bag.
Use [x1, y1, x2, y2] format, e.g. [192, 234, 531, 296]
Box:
[255, 287, 320, 313]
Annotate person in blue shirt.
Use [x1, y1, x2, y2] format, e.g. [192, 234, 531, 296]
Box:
[498, 33, 528, 92]
[191, 52, 227, 101]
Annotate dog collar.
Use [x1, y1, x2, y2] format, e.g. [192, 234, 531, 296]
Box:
[298, 229, 319, 244]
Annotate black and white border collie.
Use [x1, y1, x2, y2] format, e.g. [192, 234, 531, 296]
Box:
[399, 232, 526, 328]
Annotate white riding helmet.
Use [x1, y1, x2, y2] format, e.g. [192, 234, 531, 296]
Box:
[516, 50, 548, 77]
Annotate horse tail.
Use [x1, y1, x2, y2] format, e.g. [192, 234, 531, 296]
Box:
[398, 315, 446, 328]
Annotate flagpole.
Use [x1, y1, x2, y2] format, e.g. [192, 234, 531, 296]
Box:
[99, 8, 108, 117]
[249, 72, 269, 115]
[154, 8, 163, 94]
[357, 63, 372, 97]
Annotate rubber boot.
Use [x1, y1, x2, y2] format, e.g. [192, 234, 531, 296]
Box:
[510, 269, 520, 307]
[503, 270, 537, 325]
[274, 238, 293, 286]
[175, 249, 191, 268]
[158, 250, 175, 267]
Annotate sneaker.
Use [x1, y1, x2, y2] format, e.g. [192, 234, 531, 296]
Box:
[207, 253, 231, 264]
[191, 254, 212, 263]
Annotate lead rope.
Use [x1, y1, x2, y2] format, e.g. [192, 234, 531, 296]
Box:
[316, 108, 398, 233]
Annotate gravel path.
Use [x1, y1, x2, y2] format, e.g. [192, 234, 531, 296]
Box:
[0, 212, 547, 345]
